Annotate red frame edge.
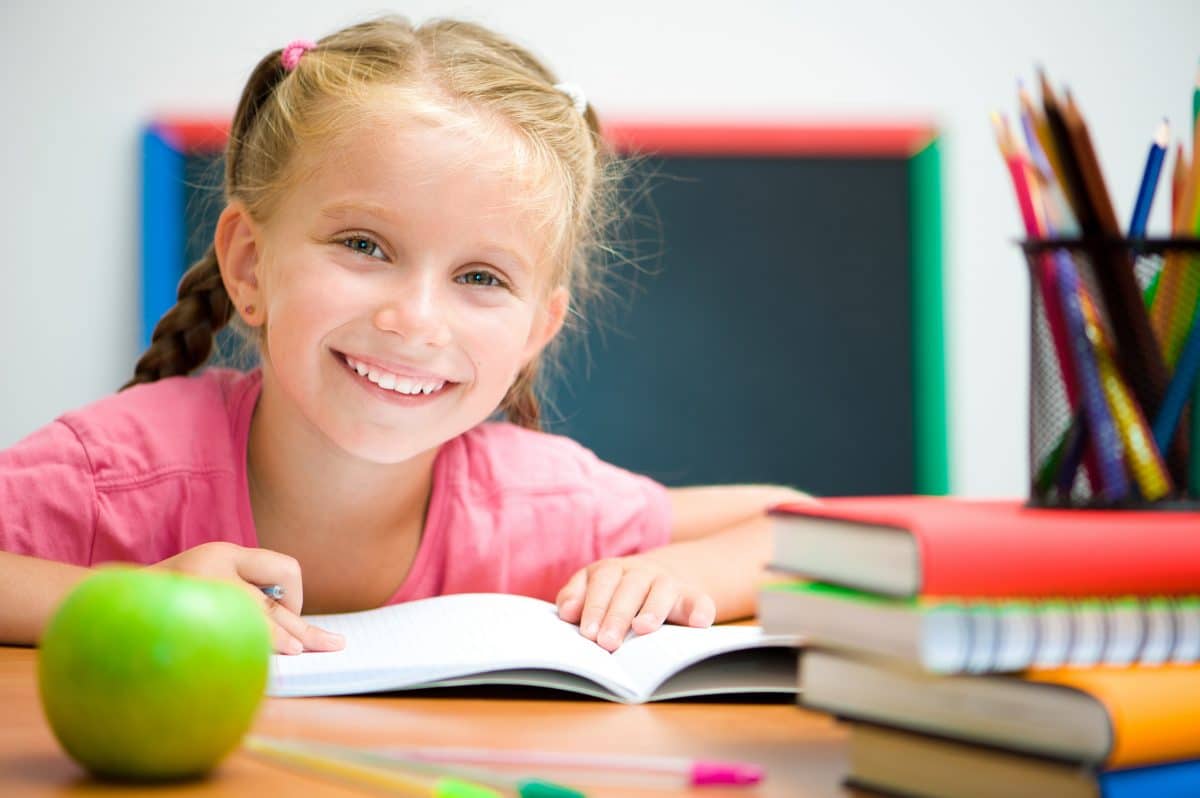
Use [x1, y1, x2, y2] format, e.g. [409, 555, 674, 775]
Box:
[148, 115, 936, 158]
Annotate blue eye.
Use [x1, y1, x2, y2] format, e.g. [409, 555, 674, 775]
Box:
[457, 270, 507, 289]
[342, 236, 385, 260]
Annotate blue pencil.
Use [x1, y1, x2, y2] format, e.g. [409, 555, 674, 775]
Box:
[1129, 120, 1170, 238]
[1154, 308, 1200, 455]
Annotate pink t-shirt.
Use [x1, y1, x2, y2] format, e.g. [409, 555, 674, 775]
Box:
[0, 369, 672, 603]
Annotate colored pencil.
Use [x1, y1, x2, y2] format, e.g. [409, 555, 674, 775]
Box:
[1129, 120, 1169, 238]
[1174, 142, 1189, 226]
[994, 111, 1111, 498]
[1019, 81, 1077, 234]
[1156, 123, 1200, 367]
[246, 736, 587, 798]
[244, 735, 509, 798]
[375, 745, 766, 788]
[1057, 85, 1181, 479]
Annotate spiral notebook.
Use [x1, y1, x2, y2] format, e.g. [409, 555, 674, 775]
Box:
[760, 581, 1200, 674]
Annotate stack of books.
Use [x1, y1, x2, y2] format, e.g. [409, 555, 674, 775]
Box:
[759, 495, 1200, 798]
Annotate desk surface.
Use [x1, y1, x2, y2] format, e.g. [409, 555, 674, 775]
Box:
[0, 647, 859, 797]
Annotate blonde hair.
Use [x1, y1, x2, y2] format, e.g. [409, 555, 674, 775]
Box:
[123, 16, 622, 429]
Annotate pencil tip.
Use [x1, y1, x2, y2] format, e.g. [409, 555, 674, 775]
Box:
[1155, 119, 1170, 146]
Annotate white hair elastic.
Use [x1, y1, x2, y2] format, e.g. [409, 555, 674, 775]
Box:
[553, 82, 588, 116]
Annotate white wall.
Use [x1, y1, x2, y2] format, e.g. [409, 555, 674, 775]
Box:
[2, 0, 1198, 496]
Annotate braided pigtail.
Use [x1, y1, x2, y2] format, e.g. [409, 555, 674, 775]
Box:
[121, 47, 291, 392]
[121, 247, 234, 390]
[499, 363, 542, 430]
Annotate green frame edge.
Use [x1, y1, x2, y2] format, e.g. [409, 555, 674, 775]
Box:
[911, 137, 950, 495]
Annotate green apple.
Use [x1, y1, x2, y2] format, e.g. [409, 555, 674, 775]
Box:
[38, 567, 271, 781]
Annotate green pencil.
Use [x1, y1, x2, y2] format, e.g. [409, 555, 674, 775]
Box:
[1193, 59, 1199, 136]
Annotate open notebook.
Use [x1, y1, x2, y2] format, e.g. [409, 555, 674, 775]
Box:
[270, 593, 801, 703]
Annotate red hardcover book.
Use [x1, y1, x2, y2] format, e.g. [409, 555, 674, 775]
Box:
[768, 496, 1200, 598]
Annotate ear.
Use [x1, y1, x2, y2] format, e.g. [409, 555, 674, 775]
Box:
[521, 286, 570, 364]
[214, 201, 265, 327]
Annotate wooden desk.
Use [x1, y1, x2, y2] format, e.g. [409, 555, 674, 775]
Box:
[0, 646, 857, 797]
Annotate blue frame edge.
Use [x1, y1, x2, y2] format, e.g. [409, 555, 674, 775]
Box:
[140, 127, 185, 349]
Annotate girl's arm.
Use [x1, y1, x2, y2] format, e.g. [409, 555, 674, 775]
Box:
[557, 484, 812, 651]
[0, 545, 343, 654]
[0, 550, 91, 645]
[667, 484, 812, 542]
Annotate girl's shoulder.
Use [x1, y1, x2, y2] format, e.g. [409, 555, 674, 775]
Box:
[450, 422, 601, 488]
[444, 421, 662, 502]
[56, 368, 261, 485]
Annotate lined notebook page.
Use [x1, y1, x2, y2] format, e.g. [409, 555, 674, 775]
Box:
[269, 593, 629, 698]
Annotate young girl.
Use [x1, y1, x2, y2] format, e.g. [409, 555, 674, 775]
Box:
[0, 16, 804, 655]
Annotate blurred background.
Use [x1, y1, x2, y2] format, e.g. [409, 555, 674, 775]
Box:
[2, 0, 1198, 497]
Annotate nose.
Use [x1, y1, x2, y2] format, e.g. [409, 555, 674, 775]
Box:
[372, 270, 452, 347]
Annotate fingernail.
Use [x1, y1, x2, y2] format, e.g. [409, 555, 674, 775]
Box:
[322, 631, 344, 646]
[583, 621, 598, 638]
[599, 628, 619, 649]
[286, 638, 303, 654]
[637, 612, 657, 627]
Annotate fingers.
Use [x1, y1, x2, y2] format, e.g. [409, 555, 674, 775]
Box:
[267, 602, 344, 655]
[230, 548, 304, 615]
[577, 562, 624, 643]
[596, 568, 657, 652]
[666, 589, 717, 628]
[631, 576, 679, 636]
[555, 568, 589, 624]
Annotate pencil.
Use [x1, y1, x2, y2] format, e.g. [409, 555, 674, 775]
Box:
[376, 745, 766, 788]
[246, 736, 587, 798]
[1031, 67, 1078, 218]
[1174, 142, 1189, 226]
[1019, 81, 1076, 234]
[1056, 86, 1180, 480]
[993, 112, 1103, 497]
[244, 735, 509, 798]
[1056, 250, 1131, 502]
[260, 584, 285, 601]
[1129, 120, 1169, 238]
[1193, 59, 1200, 140]
[1156, 119, 1200, 364]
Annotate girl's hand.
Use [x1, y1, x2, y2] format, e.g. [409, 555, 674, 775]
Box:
[154, 542, 344, 655]
[555, 556, 716, 652]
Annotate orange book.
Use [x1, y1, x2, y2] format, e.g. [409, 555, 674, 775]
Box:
[802, 649, 1200, 768]
[1028, 665, 1200, 767]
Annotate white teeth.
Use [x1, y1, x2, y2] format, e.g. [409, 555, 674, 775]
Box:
[344, 354, 446, 397]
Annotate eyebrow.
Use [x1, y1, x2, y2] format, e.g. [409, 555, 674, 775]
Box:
[319, 200, 400, 224]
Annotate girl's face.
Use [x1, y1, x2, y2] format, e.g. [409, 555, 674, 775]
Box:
[250, 109, 568, 463]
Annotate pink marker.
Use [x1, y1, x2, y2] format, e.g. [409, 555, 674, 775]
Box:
[376, 745, 765, 789]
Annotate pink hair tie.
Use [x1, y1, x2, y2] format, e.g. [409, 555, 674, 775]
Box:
[280, 39, 316, 72]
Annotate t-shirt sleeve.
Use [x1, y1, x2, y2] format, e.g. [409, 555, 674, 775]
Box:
[0, 421, 98, 565]
[576, 447, 673, 560]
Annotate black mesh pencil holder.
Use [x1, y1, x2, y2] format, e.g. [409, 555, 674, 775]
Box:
[1024, 237, 1200, 509]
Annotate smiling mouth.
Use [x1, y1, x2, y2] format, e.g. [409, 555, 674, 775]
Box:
[337, 352, 455, 398]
